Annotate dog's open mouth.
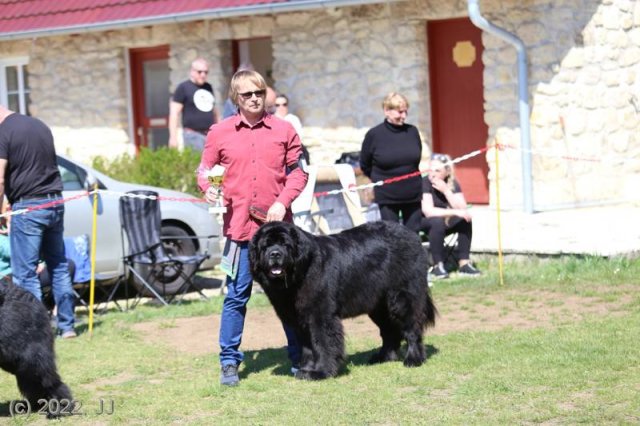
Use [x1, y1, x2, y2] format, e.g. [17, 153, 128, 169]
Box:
[269, 267, 283, 276]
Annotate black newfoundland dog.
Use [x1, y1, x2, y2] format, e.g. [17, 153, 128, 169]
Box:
[0, 283, 73, 415]
[250, 220, 437, 380]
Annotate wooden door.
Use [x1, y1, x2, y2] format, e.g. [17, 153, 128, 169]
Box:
[130, 46, 170, 153]
[428, 18, 489, 204]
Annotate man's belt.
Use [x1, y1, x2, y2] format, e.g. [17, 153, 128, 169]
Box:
[14, 192, 62, 203]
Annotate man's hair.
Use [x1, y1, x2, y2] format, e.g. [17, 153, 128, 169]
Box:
[382, 92, 409, 111]
[191, 58, 209, 70]
[228, 70, 267, 105]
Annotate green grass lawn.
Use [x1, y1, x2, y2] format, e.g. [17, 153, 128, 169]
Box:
[1, 256, 639, 424]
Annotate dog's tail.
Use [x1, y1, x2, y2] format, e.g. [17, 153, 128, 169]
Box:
[424, 289, 437, 328]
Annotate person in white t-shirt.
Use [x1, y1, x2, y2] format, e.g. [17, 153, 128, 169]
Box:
[274, 93, 309, 163]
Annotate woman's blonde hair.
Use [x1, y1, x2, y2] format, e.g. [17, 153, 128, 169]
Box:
[228, 70, 267, 105]
[431, 153, 456, 192]
[382, 92, 409, 111]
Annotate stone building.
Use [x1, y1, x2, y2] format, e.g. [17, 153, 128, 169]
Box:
[0, 0, 638, 211]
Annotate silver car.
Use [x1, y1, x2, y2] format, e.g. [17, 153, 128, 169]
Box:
[57, 155, 221, 295]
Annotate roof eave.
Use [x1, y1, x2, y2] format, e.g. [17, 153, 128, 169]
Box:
[0, 0, 397, 41]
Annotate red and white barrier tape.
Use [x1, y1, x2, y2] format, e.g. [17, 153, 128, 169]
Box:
[0, 190, 206, 219]
[312, 145, 491, 198]
[1, 142, 634, 219]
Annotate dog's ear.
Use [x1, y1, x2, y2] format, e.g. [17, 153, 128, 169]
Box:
[248, 231, 261, 274]
[290, 225, 311, 269]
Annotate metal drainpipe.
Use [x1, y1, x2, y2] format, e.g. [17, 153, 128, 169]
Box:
[468, 0, 534, 213]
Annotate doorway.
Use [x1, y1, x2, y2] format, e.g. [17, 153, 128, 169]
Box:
[427, 18, 489, 204]
[129, 46, 170, 152]
[231, 38, 273, 86]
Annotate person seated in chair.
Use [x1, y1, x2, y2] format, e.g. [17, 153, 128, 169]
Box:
[38, 259, 76, 314]
[421, 153, 481, 279]
[0, 204, 11, 284]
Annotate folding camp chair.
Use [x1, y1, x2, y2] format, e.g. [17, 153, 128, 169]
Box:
[291, 165, 335, 235]
[420, 231, 459, 272]
[118, 190, 212, 308]
[307, 164, 367, 234]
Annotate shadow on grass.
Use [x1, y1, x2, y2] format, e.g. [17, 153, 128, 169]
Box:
[241, 344, 440, 379]
[347, 344, 439, 367]
[0, 401, 10, 417]
[241, 347, 292, 378]
[73, 320, 104, 337]
[0, 400, 30, 418]
[71, 274, 224, 315]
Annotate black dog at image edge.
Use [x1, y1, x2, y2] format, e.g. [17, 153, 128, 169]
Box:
[249, 221, 437, 380]
[0, 282, 73, 417]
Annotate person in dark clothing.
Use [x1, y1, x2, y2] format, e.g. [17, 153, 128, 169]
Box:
[421, 153, 481, 279]
[359, 92, 423, 232]
[169, 58, 220, 152]
[0, 104, 77, 338]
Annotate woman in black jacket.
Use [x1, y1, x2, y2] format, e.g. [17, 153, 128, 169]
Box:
[359, 92, 423, 232]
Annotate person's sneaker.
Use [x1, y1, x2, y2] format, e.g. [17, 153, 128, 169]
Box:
[220, 364, 239, 386]
[60, 330, 77, 339]
[431, 263, 449, 279]
[427, 274, 433, 287]
[459, 263, 482, 276]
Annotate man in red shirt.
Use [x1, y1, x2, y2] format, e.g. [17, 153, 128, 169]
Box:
[198, 70, 307, 386]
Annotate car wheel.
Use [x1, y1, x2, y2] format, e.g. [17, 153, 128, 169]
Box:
[132, 224, 198, 297]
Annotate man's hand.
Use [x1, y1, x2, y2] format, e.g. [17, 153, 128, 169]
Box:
[204, 186, 221, 204]
[266, 201, 286, 222]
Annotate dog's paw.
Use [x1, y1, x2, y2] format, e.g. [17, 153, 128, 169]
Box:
[403, 356, 426, 368]
[294, 369, 331, 380]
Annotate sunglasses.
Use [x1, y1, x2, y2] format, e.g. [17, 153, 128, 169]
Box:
[238, 90, 266, 100]
[193, 69, 209, 74]
[431, 153, 449, 162]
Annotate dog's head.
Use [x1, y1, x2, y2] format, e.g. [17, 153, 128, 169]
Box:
[249, 221, 308, 283]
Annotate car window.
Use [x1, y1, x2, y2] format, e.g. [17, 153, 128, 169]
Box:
[58, 162, 84, 191]
[57, 156, 107, 191]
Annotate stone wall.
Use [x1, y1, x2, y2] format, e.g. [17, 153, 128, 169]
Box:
[272, 6, 430, 164]
[476, 0, 640, 209]
[272, 1, 469, 164]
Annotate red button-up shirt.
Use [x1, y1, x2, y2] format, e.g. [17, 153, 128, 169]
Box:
[197, 113, 308, 241]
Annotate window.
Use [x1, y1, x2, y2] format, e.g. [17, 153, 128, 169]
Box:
[0, 57, 30, 115]
[57, 156, 89, 191]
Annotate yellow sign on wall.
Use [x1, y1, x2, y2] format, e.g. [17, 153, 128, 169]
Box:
[453, 41, 476, 67]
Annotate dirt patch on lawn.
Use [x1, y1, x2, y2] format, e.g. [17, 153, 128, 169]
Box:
[133, 288, 633, 356]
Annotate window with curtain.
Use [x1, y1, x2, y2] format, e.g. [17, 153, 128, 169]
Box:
[0, 58, 30, 115]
